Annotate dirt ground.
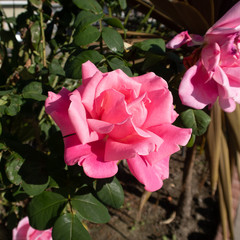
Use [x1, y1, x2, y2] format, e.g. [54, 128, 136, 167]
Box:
[88, 148, 219, 240]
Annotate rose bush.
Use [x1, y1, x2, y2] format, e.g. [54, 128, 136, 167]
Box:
[12, 217, 52, 240]
[45, 61, 191, 192]
[167, 1, 240, 112]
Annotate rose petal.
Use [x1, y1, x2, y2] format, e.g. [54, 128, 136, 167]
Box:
[201, 43, 220, 72]
[127, 155, 169, 192]
[207, 1, 240, 35]
[127, 93, 148, 127]
[219, 97, 236, 112]
[132, 72, 168, 93]
[179, 62, 218, 109]
[87, 119, 114, 134]
[94, 89, 131, 124]
[95, 69, 142, 99]
[82, 60, 100, 81]
[63, 134, 92, 166]
[214, 66, 233, 99]
[12, 217, 29, 240]
[68, 89, 99, 144]
[45, 88, 74, 136]
[166, 31, 192, 49]
[109, 117, 151, 140]
[79, 71, 104, 118]
[146, 124, 192, 164]
[143, 88, 174, 128]
[80, 141, 118, 178]
[105, 131, 163, 161]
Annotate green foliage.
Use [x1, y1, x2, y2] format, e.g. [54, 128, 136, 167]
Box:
[102, 27, 124, 53]
[52, 213, 91, 240]
[74, 26, 101, 46]
[180, 109, 211, 136]
[28, 191, 67, 230]
[0, 0, 216, 239]
[96, 177, 124, 209]
[71, 192, 110, 223]
[73, 0, 103, 14]
[64, 50, 104, 79]
[22, 82, 46, 101]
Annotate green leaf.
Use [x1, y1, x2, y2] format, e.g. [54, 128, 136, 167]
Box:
[118, 0, 127, 9]
[30, 21, 41, 50]
[74, 11, 103, 29]
[96, 177, 124, 209]
[107, 57, 132, 76]
[49, 59, 65, 76]
[73, 26, 100, 46]
[5, 152, 24, 185]
[22, 82, 46, 101]
[186, 134, 196, 148]
[28, 191, 67, 230]
[64, 50, 104, 79]
[52, 213, 91, 240]
[71, 192, 110, 223]
[5, 95, 23, 116]
[73, 0, 102, 13]
[22, 177, 50, 196]
[134, 39, 165, 54]
[103, 18, 124, 30]
[180, 109, 211, 136]
[0, 90, 14, 96]
[102, 27, 124, 53]
[29, 0, 42, 9]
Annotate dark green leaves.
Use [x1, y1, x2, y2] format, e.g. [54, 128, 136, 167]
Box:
[118, 0, 127, 9]
[74, 11, 103, 29]
[49, 59, 65, 77]
[107, 57, 132, 76]
[28, 191, 67, 230]
[64, 50, 104, 79]
[5, 152, 24, 185]
[180, 109, 211, 136]
[22, 82, 46, 101]
[71, 193, 110, 223]
[74, 26, 100, 46]
[52, 213, 91, 240]
[134, 38, 166, 54]
[103, 18, 124, 30]
[3, 95, 23, 116]
[102, 27, 124, 53]
[29, 0, 42, 8]
[96, 177, 124, 209]
[73, 0, 102, 14]
[22, 177, 50, 196]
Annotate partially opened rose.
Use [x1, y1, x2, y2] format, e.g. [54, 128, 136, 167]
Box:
[166, 1, 240, 112]
[45, 61, 191, 191]
[12, 217, 52, 240]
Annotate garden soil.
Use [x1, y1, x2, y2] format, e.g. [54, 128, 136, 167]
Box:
[88, 148, 219, 240]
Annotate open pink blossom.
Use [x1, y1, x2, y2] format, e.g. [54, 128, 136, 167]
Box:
[12, 217, 52, 240]
[166, 1, 240, 112]
[45, 61, 191, 192]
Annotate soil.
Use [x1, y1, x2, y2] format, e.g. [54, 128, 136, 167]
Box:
[88, 148, 219, 240]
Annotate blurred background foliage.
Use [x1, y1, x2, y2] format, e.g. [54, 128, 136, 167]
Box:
[0, 0, 239, 239]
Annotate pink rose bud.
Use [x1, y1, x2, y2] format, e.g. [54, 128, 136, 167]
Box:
[45, 61, 191, 192]
[167, 1, 240, 112]
[12, 217, 52, 240]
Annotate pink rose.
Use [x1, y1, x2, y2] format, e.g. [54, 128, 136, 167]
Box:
[45, 61, 191, 191]
[166, 2, 240, 112]
[12, 217, 52, 240]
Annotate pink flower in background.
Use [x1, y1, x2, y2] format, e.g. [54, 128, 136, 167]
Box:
[45, 61, 191, 192]
[12, 217, 52, 240]
[166, 1, 240, 112]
